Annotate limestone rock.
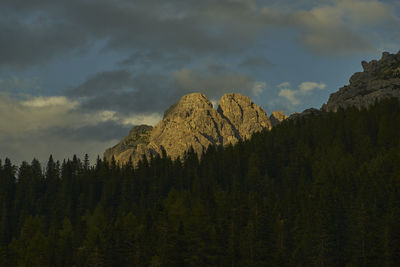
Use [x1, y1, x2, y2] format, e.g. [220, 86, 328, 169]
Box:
[288, 108, 324, 121]
[104, 125, 154, 164]
[218, 93, 271, 139]
[323, 50, 400, 112]
[149, 93, 239, 160]
[269, 111, 288, 127]
[104, 93, 271, 165]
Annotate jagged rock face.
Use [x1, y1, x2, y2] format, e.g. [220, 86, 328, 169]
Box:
[269, 111, 288, 127]
[323, 51, 400, 112]
[105, 93, 273, 165]
[104, 125, 155, 164]
[218, 93, 272, 139]
[287, 108, 323, 121]
[150, 93, 239, 161]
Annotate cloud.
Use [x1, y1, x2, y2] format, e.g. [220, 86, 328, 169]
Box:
[0, 0, 266, 68]
[172, 68, 266, 99]
[21, 96, 78, 108]
[0, 15, 88, 69]
[0, 94, 82, 136]
[0, 0, 398, 69]
[252, 81, 266, 96]
[278, 82, 290, 89]
[239, 56, 274, 69]
[0, 93, 161, 163]
[48, 121, 132, 142]
[297, 28, 375, 55]
[121, 113, 162, 126]
[278, 81, 326, 105]
[0, 76, 41, 91]
[292, 0, 397, 55]
[207, 63, 229, 74]
[334, 0, 396, 26]
[279, 89, 299, 106]
[67, 70, 175, 114]
[67, 70, 133, 97]
[278, 82, 300, 106]
[119, 50, 192, 69]
[298, 81, 326, 93]
[67, 65, 267, 117]
[92, 109, 162, 126]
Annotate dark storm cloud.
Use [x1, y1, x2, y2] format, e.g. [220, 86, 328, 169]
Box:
[239, 56, 274, 69]
[79, 88, 174, 114]
[67, 69, 176, 114]
[59, 0, 384, 57]
[66, 70, 133, 97]
[49, 120, 131, 142]
[207, 63, 229, 74]
[172, 69, 259, 100]
[0, 0, 266, 68]
[297, 28, 376, 56]
[67, 65, 262, 115]
[60, 0, 271, 58]
[0, 16, 87, 68]
[0, 0, 390, 69]
[118, 51, 192, 69]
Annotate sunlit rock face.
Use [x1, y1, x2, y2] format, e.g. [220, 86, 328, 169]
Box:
[218, 93, 272, 140]
[104, 93, 275, 165]
[269, 111, 288, 127]
[323, 51, 400, 112]
[103, 125, 157, 165]
[149, 93, 239, 162]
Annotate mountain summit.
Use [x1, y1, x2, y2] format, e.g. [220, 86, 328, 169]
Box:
[105, 52, 400, 165]
[323, 51, 400, 112]
[104, 93, 273, 165]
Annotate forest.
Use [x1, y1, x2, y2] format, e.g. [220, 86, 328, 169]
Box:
[1, 98, 400, 266]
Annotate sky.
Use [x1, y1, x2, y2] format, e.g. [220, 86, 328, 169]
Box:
[0, 0, 399, 164]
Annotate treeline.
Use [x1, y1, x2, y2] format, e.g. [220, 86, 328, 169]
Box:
[1, 98, 400, 266]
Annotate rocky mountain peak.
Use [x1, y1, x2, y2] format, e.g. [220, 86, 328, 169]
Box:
[323, 50, 400, 112]
[269, 111, 288, 127]
[104, 93, 279, 165]
[103, 124, 154, 164]
[361, 51, 400, 74]
[127, 124, 153, 137]
[218, 93, 271, 139]
[163, 93, 213, 119]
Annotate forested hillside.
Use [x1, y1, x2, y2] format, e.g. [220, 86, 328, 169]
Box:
[1, 98, 400, 266]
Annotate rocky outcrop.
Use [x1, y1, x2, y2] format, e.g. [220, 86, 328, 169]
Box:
[104, 93, 273, 165]
[322, 51, 400, 112]
[103, 125, 157, 164]
[105, 52, 400, 165]
[287, 108, 324, 121]
[149, 93, 239, 161]
[269, 111, 288, 127]
[218, 93, 271, 139]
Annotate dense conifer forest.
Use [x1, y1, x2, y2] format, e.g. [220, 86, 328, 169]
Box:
[1, 98, 400, 266]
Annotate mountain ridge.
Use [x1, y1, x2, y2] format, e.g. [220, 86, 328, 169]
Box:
[322, 50, 400, 112]
[104, 93, 274, 165]
[105, 50, 400, 165]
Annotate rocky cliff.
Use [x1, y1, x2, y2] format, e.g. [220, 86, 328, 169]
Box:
[218, 93, 271, 140]
[322, 51, 400, 112]
[105, 52, 400, 165]
[269, 111, 288, 127]
[105, 93, 276, 165]
[103, 125, 156, 164]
